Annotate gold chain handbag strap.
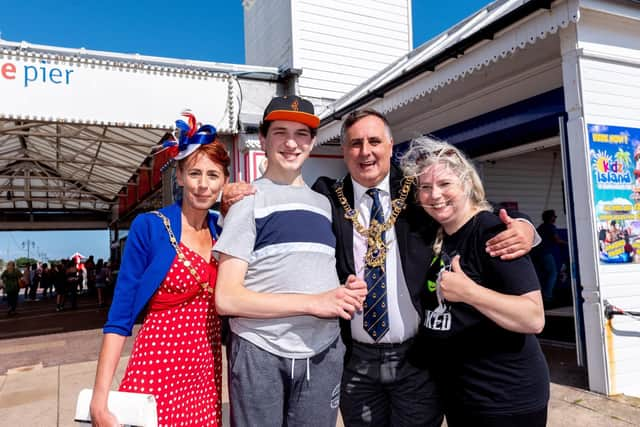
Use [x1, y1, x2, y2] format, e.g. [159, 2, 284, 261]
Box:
[151, 211, 213, 294]
[334, 176, 415, 268]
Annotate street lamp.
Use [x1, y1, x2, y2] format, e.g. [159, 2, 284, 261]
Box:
[22, 239, 36, 260]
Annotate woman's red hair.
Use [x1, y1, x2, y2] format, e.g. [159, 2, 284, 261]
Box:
[178, 140, 230, 177]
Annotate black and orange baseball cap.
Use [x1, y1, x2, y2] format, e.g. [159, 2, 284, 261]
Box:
[262, 95, 320, 129]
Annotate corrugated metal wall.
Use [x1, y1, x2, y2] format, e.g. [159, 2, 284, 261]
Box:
[479, 147, 567, 229]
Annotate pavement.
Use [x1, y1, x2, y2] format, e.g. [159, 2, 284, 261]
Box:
[1, 293, 640, 426]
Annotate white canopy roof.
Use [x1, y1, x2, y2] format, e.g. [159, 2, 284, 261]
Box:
[0, 40, 279, 229]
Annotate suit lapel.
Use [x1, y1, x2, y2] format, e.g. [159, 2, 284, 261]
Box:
[390, 165, 411, 266]
[340, 176, 356, 274]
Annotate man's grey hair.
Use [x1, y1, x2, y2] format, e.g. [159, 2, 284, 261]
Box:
[339, 108, 393, 145]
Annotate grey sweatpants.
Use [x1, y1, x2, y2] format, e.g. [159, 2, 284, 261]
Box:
[227, 333, 345, 427]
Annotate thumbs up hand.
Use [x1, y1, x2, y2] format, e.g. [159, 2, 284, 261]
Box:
[438, 255, 475, 303]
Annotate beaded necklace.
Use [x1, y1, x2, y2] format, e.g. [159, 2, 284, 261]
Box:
[152, 211, 214, 294]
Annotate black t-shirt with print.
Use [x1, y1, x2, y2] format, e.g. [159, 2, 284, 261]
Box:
[420, 211, 549, 415]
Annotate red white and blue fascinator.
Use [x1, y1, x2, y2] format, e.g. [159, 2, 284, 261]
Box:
[160, 111, 217, 170]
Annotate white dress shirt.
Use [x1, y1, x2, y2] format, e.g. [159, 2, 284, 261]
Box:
[349, 175, 421, 344]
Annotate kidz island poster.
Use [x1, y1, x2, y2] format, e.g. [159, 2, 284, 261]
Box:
[588, 124, 640, 264]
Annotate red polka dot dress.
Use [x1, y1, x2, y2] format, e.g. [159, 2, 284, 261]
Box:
[119, 242, 222, 427]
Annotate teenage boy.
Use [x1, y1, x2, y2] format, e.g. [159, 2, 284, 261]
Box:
[215, 95, 367, 427]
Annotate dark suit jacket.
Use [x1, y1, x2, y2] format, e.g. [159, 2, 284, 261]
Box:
[312, 163, 437, 357]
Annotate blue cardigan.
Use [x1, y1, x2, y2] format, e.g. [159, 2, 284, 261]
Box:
[103, 202, 222, 336]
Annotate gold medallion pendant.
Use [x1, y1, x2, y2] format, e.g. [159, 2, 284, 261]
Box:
[365, 219, 387, 268]
[334, 176, 414, 269]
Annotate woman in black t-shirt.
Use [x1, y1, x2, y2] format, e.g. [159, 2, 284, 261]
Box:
[401, 137, 549, 427]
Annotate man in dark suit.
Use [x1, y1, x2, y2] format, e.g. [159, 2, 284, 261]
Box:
[312, 109, 535, 426]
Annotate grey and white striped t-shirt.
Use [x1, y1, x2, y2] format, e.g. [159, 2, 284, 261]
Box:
[214, 178, 340, 358]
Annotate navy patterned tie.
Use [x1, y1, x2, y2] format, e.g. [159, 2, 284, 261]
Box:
[363, 188, 389, 341]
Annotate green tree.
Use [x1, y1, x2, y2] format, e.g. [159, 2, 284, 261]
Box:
[16, 257, 37, 268]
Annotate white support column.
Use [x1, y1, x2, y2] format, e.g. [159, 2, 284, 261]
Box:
[560, 20, 609, 395]
[239, 134, 264, 183]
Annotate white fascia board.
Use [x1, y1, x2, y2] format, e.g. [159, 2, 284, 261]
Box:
[579, 0, 640, 20]
[0, 39, 280, 77]
[317, 119, 343, 145]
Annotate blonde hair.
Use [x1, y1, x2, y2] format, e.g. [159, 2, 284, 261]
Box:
[399, 136, 491, 256]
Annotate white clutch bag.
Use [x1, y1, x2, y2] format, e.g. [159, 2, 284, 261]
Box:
[74, 388, 158, 427]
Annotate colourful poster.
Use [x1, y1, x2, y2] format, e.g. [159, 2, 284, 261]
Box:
[588, 124, 640, 264]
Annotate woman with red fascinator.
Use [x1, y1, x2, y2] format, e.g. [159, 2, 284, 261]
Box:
[90, 112, 230, 427]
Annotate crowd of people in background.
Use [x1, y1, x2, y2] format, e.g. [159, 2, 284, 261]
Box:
[0, 255, 115, 316]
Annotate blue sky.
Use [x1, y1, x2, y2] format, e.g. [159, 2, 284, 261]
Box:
[1, 0, 490, 262]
